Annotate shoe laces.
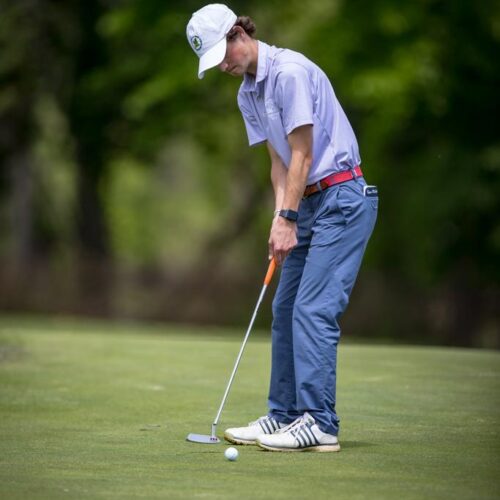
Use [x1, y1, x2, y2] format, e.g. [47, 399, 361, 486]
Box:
[277, 413, 315, 437]
[275, 415, 305, 434]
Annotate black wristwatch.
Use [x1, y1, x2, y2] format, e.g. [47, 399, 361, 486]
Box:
[278, 209, 299, 222]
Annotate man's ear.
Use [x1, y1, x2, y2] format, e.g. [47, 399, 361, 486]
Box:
[227, 26, 240, 42]
[233, 25, 246, 39]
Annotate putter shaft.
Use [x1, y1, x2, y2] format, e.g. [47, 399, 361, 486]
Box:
[212, 283, 269, 433]
[186, 259, 277, 444]
[211, 259, 276, 436]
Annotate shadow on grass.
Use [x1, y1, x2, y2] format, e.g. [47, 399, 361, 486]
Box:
[341, 441, 377, 450]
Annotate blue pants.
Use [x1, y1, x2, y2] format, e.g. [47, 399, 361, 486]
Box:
[268, 177, 378, 435]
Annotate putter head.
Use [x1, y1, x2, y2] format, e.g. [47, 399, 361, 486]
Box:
[186, 433, 221, 444]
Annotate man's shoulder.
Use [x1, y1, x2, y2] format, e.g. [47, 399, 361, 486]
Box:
[269, 49, 319, 84]
[273, 48, 312, 72]
[272, 48, 332, 92]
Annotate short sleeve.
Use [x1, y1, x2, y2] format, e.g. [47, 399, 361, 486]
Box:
[237, 94, 266, 146]
[274, 64, 314, 135]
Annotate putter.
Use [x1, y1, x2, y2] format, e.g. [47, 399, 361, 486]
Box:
[186, 258, 277, 444]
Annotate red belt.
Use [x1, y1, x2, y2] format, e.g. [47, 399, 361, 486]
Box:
[303, 166, 363, 198]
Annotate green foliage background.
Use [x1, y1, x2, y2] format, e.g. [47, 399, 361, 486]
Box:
[0, 0, 499, 346]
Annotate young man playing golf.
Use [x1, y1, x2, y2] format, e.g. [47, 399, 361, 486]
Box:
[187, 4, 378, 452]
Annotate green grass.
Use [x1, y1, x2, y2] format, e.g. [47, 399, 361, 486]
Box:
[0, 316, 499, 499]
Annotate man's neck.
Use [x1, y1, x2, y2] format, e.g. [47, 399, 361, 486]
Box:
[246, 39, 259, 76]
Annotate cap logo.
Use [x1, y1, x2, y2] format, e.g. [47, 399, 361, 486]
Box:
[191, 36, 202, 51]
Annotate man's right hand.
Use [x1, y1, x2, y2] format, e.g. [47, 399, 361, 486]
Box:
[268, 215, 298, 265]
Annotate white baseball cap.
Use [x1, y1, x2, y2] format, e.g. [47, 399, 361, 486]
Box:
[186, 4, 237, 79]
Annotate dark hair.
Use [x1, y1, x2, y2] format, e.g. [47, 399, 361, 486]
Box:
[227, 16, 256, 41]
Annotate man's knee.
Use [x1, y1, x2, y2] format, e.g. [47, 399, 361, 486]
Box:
[292, 290, 347, 322]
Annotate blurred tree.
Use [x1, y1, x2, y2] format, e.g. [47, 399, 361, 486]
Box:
[67, 0, 111, 259]
[0, 1, 79, 270]
[0, 0, 115, 312]
[0, 1, 42, 274]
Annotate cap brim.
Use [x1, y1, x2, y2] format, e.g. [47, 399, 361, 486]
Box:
[198, 37, 227, 79]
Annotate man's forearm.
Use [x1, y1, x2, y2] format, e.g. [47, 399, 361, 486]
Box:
[281, 124, 313, 211]
[267, 125, 312, 264]
[282, 151, 312, 211]
[271, 160, 287, 212]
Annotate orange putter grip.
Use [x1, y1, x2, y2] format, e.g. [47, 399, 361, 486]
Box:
[264, 258, 277, 286]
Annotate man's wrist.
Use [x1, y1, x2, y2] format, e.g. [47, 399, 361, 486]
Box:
[278, 209, 299, 222]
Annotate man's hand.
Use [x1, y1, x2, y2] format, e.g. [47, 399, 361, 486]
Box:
[269, 215, 298, 265]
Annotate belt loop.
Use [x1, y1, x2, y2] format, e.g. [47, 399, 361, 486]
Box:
[351, 166, 359, 183]
[316, 181, 323, 192]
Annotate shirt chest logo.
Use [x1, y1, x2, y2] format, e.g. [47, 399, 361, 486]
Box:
[264, 98, 279, 115]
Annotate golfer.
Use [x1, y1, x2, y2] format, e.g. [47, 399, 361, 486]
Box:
[187, 4, 378, 452]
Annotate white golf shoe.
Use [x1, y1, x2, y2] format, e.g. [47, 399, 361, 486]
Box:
[256, 412, 340, 452]
[224, 415, 287, 445]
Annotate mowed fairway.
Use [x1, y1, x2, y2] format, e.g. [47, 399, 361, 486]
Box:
[0, 317, 498, 500]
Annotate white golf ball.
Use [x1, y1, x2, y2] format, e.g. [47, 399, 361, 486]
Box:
[224, 447, 239, 461]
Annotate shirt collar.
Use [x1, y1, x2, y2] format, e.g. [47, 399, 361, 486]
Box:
[241, 41, 271, 93]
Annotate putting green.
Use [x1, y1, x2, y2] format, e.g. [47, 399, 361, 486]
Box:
[0, 317, 498, 499]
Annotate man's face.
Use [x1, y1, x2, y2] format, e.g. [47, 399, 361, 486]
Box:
[218, 31, 252, 76]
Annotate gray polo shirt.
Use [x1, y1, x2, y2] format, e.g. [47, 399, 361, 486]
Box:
[238, 41, 361, 184]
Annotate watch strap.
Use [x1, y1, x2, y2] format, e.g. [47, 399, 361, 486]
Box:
[278, 209, 299, 222]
